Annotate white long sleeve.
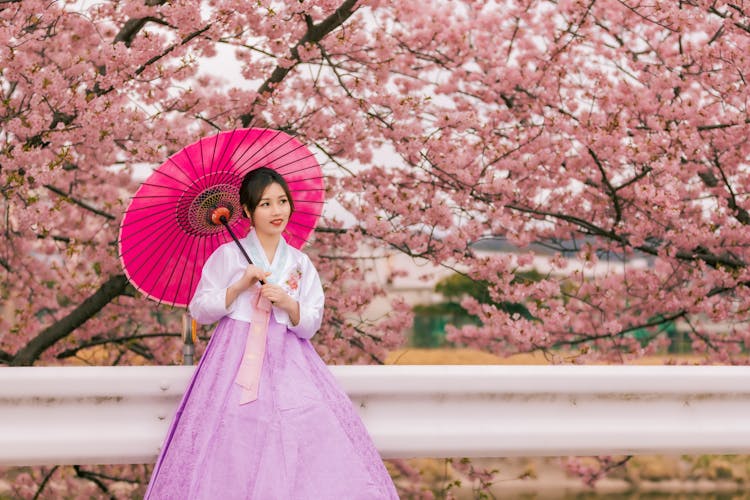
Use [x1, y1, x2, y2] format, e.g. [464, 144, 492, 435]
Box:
[188, 243, 242, 325]
[273, 253, 324, 339]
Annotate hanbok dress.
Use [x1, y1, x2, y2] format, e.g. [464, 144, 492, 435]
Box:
[144, 230, 398, 499]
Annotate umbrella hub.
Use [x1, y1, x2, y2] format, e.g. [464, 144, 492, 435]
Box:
[178, 184, 240, 235]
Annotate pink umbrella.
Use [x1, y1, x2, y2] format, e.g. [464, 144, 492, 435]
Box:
[118, 128, 325, 308]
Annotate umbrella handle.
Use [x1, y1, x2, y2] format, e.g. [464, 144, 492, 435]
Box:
[212, 209, 265, 285]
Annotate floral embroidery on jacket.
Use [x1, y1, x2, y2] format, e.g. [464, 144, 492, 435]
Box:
[285, 266, 302, 293]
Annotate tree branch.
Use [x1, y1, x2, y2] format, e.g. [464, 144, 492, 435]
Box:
[240, 0, 361, 127]
[9, 274, 132, 366]
[56, 332, 182, 359]
[73, 466, 115, 499]
[553, 310, 688, 348]
[506, 204, 747, 269]
[32, 466, 59, 500]
[588, 147, 623, 224]
[44, 184, 115, 220]
[115, 15, 169, 47]
[134, 24, 212, 76]
[713, 155, 750, 225]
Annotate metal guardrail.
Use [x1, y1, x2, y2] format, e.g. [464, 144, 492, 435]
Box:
[1, 365, 750, 466]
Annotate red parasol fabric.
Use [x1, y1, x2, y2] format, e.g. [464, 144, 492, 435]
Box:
[118, 128, 325, 308]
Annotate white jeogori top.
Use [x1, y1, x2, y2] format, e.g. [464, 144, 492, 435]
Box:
[188, 230, 324, 340]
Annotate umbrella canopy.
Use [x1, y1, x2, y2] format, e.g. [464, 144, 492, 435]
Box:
[119, 128, 325, 308]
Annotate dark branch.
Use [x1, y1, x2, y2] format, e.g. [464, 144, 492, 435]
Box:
[713, 156, 750, 225]
[44, 184, 115, 220]
[56, 332, 181, 359]
[115, 15, 168, 47]
[506, 204, 747, 270]
[134, 24, 212, 76]
[554, 310, 687, 348]
[113, 0, 169, 46]
[240, 0, 361, 127]
[697, 118, 750, 131]
[588, 147, 622, 224]
[32, 466, 59, 500]
[73, 466, 115, 499]
[72, 466, 141, 485]
[10, 274, 133, 366]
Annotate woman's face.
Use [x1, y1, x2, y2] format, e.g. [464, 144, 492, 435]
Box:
[246, 182, 291, 239]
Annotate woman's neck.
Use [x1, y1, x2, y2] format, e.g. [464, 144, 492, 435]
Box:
[256, 232, 280, 263]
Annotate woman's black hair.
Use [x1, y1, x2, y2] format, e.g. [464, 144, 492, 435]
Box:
[239, 167, 295, 217]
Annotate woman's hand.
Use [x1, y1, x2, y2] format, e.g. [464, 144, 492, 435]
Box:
[261, 283, 300, 326]
[240, 264, 271, 289]
[225, 265, 270, 309]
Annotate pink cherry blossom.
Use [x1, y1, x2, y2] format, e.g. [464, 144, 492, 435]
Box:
[4, 0, 750, 495]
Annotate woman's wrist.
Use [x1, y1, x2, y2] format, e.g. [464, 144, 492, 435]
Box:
[282, 296, 300, 326]
[226, 277, 251, 308]
[277, 294, 293, 312]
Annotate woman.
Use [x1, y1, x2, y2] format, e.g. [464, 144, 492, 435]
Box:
[145, 167, 398, 499]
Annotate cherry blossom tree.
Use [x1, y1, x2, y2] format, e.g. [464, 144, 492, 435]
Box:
[3, 0, 750, 496]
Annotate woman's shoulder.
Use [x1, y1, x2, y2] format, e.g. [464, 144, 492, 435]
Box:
[206, 239, 243, 263]
[285, 243, 315, 268]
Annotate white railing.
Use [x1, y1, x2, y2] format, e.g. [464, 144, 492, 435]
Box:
[1, 365, 750, 466]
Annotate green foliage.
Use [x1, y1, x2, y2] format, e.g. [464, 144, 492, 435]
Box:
[411, 271, 542, 347]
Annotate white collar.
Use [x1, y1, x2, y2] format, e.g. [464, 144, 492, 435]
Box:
[243, 230, 289, 284]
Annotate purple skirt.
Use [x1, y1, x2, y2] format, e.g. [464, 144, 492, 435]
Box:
[144, 317, 398, 499]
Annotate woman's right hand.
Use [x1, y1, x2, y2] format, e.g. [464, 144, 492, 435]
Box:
[226, 265, 270, 309]
[240, 264, 271, 290]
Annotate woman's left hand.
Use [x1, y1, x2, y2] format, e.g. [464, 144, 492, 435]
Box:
[260, 283, 301, 326]
[260, 283, 291, 309]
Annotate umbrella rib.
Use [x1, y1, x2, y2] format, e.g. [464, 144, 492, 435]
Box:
[184, 231, 217, 308]
[287, 187, 326, 194]
[234, 130, 297, 176]
[126, 192, 185, 200]
[132, 215, 198, 304]
[123, 199, 182, 215]
[156, 223, 195, 307]
[119, 212, 184, 256]
[199, 136, 208, 187]
[203, 132, 229, 187]
[180, 141, 206, 192]
[209, 131, 221, 179]
[286, 219, 319, 232]
[213, 129, 238, 176]
[267, 152, 319, 175]
[283, 228, 308, 247]
[210, 128, 258, 187]
[228, 128, 268, 167]
[203, 129, 235, 190]
[290, 209, 324, 218]
[119, 203, 184, 241]
[150, 164, 198, 191]
[284, 172, 325, 183]
[213, 128, 278, 187]
[177, 234, 202, 308]
[239, 139, 308, 176]
[282, 158, 319, 172]
[120, 224, 183, 296]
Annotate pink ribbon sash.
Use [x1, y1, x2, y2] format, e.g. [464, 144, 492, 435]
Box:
[234, 291, 272, 404]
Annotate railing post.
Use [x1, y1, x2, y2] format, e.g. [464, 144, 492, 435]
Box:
[181, 314, 194, 366]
